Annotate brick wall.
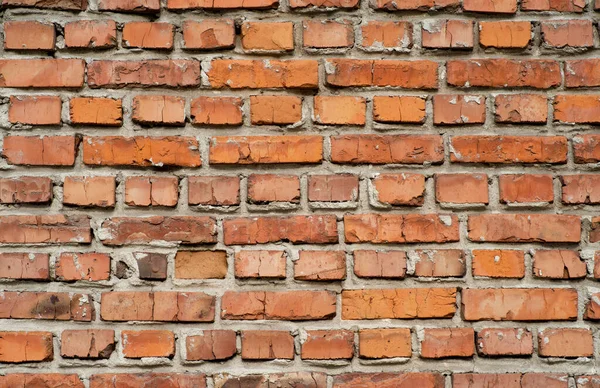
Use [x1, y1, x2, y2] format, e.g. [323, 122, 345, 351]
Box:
[1, 0, 600, 386]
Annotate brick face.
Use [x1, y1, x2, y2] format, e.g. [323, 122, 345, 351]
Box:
[0, 1, 596, 383]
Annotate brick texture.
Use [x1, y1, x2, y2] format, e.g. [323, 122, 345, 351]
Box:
[0, 2, 597, 384]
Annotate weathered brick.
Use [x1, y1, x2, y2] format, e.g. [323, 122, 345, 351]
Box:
[0, 215, 91, 244]
[433, 95, 485, 125]
[574, 135, 600, 163]
[4, 21, 56, 50]
[210, 136, 322, 164]
[539, 328, 593, 358]
[472, 250, 525, 278]
[462, 288, 578, 321]
[8, 96, 62, 126]
[135, 252, 168, 280]
[421, 328, 474, 358]
[61, 329, 115, 359]
[221, 290, 336, 320]
[123, 22, 174, 49]
[0, 59, 84, 88]
[294, 250, 346, 281]
[361, 21, 412, 51]
[250, 95, 302, 125]
[167, 0, 277, 9]
[308, 174, 358, 202]
[183, 20, 235, 49]
[303, 20, 354, 49]
[566, 60, 600, 87]
[422, 20, 473, 49]
[90, 374, 206, 388]
[477, 328, 533, 357]
[314, 96, 365, 125]
[331, 135, 444, 164]
[122, 330, 175, 358]
[241, 330, 294, 360]
[522, 0, 584, 12]
[333, 373, 444, 388]
[359, 328, 411, 358]
[191, 97, 243, 125]
[0, 177, 52, 204]
[533, 250, 586, 279]
[64, 20, 117, 48]
[224, 215, 338, 245]
[450, 136, 568, 164]
[125, 176, 179, 207]
[0, 332, 53, 363]
[0, 253, 49, 280]
[242, 22, 294, 51]
[186, 330, 236, 361]
[3, 136, 77, 166]
[63, 176, 116, 207]
[373, 96, 426, 123]
[174, 250, 227, 279]
[554, 95, 600, 124]
[468, 214, 580, 243]
[188, 176, 240, 206]
[215, 373, 326, 388]
[55, 252, 110, 281]
[342, 288, 457, 319]
[235, 250, 287, 279]
[435, 173, 489, 204]
[0, 292, 93, 321]
[542, 20, 593, 48]
[479, 21, 531, 48]
[413, 249, 466, 277]
[302, 330, 354, 360]
[132, 95, 185, 126]
[463, 0, 516, 12]
[454, 374, 568, 388]
[495, 94, 548, 124]
[353, 250, 407, 278]
[499, 174, 554, 204]
[372, 173, 425, 206]
[98, 0, 159, 12]
[562, 175, 600, 204]
[87, 60, 200, 88]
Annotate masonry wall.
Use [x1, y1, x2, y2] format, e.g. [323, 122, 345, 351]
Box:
[1, 0, 600, 387]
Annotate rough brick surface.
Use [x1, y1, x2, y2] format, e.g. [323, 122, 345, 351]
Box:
[0, 2, 597, 383]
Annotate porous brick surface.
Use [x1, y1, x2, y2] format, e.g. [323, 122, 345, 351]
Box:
[1, 0, 600, 386]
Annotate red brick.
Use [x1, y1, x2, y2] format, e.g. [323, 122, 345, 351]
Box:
[495, 94, 548, 123]
[373, 96, 426, 123]
[125, 176, 179, 207]
[132, 95, 185, 126]
[462, 288, 578, 321]
[186, 330, 236, 361]
[522, 0, 585, 11]
[361, 21, 412, 51]
[342, 288, 457, 319]
[241, 331, 294, 360]
[308, 174, 358, 202]
[3, 0, 86, 9]
[302, 330, 354, 360]
[303, 20, 354, 49]
[499, 174, 554, 203]
[0, 59, 84, 88]
[539, 328, 593, 357]
[314, 96, 366, 125]
[210, 136, 322, 164]
[435, 173, 488, 204]
[9, 96, 61, 126]
[290, 0, 356, 7]
[69, 97, 122, 126]
[98, 216, 216, 245]
[83, 136, 201, 167]
[454, 374, 568, 388]
[421, 328, 474, 358]
[216, 373, 326, 387]
[331, 135, 444, 164]
[191, 97, 243, 125]
[247, 174, 300, 203]
[123, 22, 174, 49]
[0, 215, 91, 244]
[345, 214, 459, 243]
[101, 291, 215, 322]
[63, 176, 116, 207]
[294, 250, 346, 281]
[477, 328, 533, 356]
[241, 22, 294, 51]
[542, 20, 593, 48]
[333, 373, 444, 388]
[566, 60, 600, 87]
[450, 136, 567, 164]
[479, 21, 531, 48]
[325, 59, 438, 89]
[98, 0, 159, 11]
[472, 250, 525, 278]
[359, 328, 411, 358]
[591, 218, 600, 243]
[250, 95, 302, 125]
[586, 292, 600, 319]
[167, 0, 277, 9]
[87, 60, 200, 88]
[554, 95, 600, 124]
[3, 136, 77, 166]
[433, 95, 485, 125]
[223, 215, 338, 245]
[90, 374, 206, 388]
[206, 59, 318, 89]
[234, 250, 286, 279]
[574, 135, 600, 163]
[188, 176, 240, 206]
[447, 59, 561, 89]
[122, 330, 175, 358]
[0, 177, 52, 204]
[578, 375, 600, 388]
[468, 214, 580, 243]
[422, 20, 473, 49]
[0, 332, 53, 363]
[372, 173, 425, 206]
[0, 253, 49, 280]
[64, 20, 117, 48]
[353, 250, 406, 278]
[55, 252, 110, 281]
[4, 21, 55, 50]
[174, 250, 227, 279]
[183, 19, 235, 49]
[413, 249, 466, 277]
[61, 329, 115, 359]
[0, 292, 93, 321]
[463, 0, 516, 12]
[533, 250, 586, 279]
[562, 175, 600, 204]
[221, 290, 336, 320]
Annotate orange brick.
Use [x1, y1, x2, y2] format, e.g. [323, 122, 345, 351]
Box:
[303, 20, 354, 48]
[241, 22, 294, 51]
[421, 328, 474, 358]
[294, 250, 346, 281]
[122, 330, 175, 358]
[210, 136, 322, 164]
[435, 174, 489, 204]
[472, 250, 525, 278]
[331, 135, 444, 164]
[4, 21, 55, 50]
[464, 0, 516, 12]
[132, 95, 185, 126]
[422, 20, 473, 49]
[183, 19, 235, 49]
[359, 328, 411, 358]
[413, 249, 466, 278]
[477, 328, 533, 356]
[122, 22, 174, 49]
[191, 97, 243, 125]
[302, 330, 354, 360]
[247, 174, 300, 203]
[433, 95, 485, 125]
[308, 174, 358, 202]
[314, 96, 366, 125]
[495, 94, 548, 123]
[64, 20, 116, 48]
[372, 173, 425, 206]
[373, 96, 426, 124]
[0, 332, 53, 363]
[353, 250, 407, 278]
[250, 95, 302, 125]
[499, 174, 554, 204]
[63, 176, 116, 207]
[533, 250, 586, 279]
[125, 176, 179, 207]
[361, 21, 412, 51]
[450, 136, 567, 164]
[479, 21, 531, 48]
[538, 328, 593, 358]
[55, 252, 111, 281]
[9, 96, 61, 126]
[70, 97, 122, 126]
[241, 331, 294, 360]
[188, 176, 240, 206]
[234, 250, 286, 279]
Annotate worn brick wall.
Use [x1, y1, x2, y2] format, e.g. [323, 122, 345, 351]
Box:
[1, 0, 600, 386]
